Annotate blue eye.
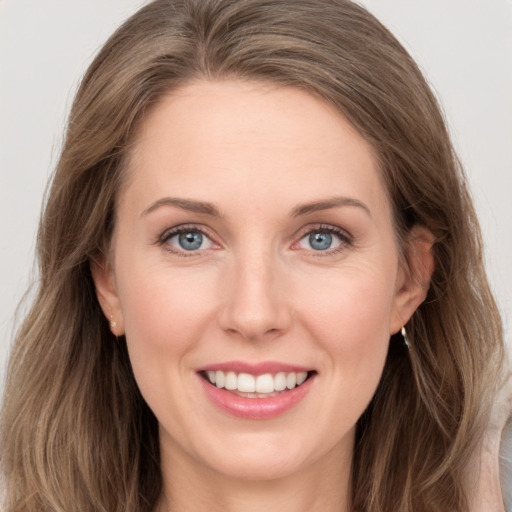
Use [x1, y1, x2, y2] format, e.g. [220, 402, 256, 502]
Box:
[178, 231, 203, 250]
[297, 228, 346, 252]
[163, 228, 213, 252]
[309, 232, 333, 251]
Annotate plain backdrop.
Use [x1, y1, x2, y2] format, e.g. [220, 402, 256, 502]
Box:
[1, 0, 511, 504]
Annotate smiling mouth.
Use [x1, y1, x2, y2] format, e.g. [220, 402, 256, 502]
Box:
[200, 370, 316, 398]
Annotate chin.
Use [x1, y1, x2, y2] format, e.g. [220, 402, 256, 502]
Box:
[206, 450, 308, 482]
[190, 427, 349, 483]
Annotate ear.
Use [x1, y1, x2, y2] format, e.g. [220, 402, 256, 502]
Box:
[390, 225, 435, 334]
[90, 255, 125, 336]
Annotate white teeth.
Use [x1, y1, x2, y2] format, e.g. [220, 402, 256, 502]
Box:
[286, 372, 297, 389]
[224, 371, 237, 390]
[297, 372, 307, 385]
[237, 373, 256, 392]
[274, 372, 287, 391]
[255, 373, 274, 393]
[215, 370, 225, 389]
[206, 370, 310, 394]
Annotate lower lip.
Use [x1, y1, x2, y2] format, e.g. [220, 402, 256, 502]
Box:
[199, 374, 315, 420]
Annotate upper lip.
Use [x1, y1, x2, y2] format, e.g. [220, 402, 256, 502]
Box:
[196, 360, 313, 375]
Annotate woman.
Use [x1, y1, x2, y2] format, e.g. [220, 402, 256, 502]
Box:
[0, 1, 507, 511]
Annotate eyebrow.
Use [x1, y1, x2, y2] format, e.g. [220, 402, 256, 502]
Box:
[141, 195, 371, 219]
[141, 197, 222, 218]
[291, 196, 372, 218]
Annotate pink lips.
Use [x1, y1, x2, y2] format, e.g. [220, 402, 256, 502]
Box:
[197, 360, 316, 420]
[197, 360, 311, 374]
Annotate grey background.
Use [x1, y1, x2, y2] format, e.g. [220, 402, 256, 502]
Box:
[1, 0, 511, 506]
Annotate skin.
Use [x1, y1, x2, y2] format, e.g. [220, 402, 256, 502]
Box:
[93, 80, 432, 512]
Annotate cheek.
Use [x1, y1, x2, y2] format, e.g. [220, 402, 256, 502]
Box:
[116, 262, 217, 378]
[297, 267, 395, 393]
[302, 266, 396, 342]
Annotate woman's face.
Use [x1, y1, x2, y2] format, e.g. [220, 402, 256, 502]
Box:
[96, 80, 426, 482]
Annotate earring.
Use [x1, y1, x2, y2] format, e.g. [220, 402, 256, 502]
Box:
[109, 315, 117, 330]
[401, 326, 410, 348]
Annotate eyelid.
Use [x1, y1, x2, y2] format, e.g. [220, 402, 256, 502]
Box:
[157, 223, 221, 255]
[292, 223, 353, 254]
[156, 222, 353, 256]
[294, 223, 353, 241]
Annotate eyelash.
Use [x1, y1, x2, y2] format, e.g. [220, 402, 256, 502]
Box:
[294, 224, 353, 256]
[157, 224, 216, 258]
[157, 223, 353, 257]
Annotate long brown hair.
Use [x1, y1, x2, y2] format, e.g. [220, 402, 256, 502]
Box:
[1, 1, 504, 511]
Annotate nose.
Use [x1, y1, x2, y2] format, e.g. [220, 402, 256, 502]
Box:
[218, 251, 293, 342]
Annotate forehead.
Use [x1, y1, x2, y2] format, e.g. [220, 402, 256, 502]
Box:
[123, 79, 391, 222]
